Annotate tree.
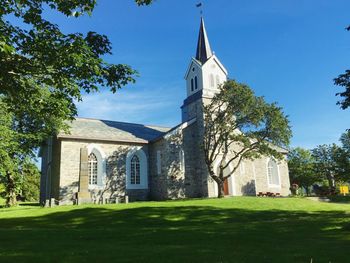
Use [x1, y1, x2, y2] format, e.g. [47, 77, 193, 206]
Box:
[0, 100, 21, 206]
[339, 130, 350, 181]
[340, 130, 350, 154]
[0, 0, 154, 206]
[334, 27, 350, 110]
[312, 144, 349, 191]
[203, 80, 292, 198]
[288, 147, 318, 195]
[19, 159, 41, 202]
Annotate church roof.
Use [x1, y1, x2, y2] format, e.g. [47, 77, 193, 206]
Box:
[195, 17, 213, 64]
[57, 117, 171, 144]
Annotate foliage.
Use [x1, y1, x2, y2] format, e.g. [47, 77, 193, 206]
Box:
[0, 198, 349, 262]
[334, 70, 350, 109]
[0, 0, 153, 206]
[312, 144, 349, 190]
[203, 80, 291, 197]
[340, 130, 350, 153]
[334, 27, 350, 109]
[0, 100, 22, 206]
[288, 147, 318, 195]
[19, 159, 40, 202]
[0, 183, 5, 198]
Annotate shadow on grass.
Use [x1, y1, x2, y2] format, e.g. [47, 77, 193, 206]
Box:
[0, 205, 349, 263]
[18, 202, 40, 207]
[328, 195, 350, 203]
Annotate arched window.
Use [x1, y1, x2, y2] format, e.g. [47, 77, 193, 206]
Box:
[88, 153, 98, 185]
[126, 148, 148, 189]
[216, 75, 220, 87]
[195, 76, 198, 90]
[179, 149, 185, 171]
[130, 155, 141, 185]
[267, 159, 280, 186]
[191, 78, 194, 92]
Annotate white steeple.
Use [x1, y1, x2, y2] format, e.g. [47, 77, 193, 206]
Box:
[184, 17, 228, 98]
[181, 17, 228, 122]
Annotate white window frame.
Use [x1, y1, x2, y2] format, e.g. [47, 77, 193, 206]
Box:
[87, 144, 107, 189]
[126, 147, 148, 190]
[179, 149, 185, 172]
[266, 158, 281, 188]
[130, 155, 141, 184]
[88, 153, 98, 185]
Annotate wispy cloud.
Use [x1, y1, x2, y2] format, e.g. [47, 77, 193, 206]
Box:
[76, 81, 184, 127]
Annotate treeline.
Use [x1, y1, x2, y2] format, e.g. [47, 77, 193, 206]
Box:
[0, 158, 40, 203]
[288, 131, 350, 195]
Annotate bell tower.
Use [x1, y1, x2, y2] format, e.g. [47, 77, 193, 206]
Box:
[181, 17, 228, 122]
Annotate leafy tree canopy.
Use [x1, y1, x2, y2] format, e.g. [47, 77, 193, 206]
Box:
[312, 144, 349, 189]
[0, 0, 154, 206]
[19, 158, 41, 202]
[203, 80, 291, 197]
[288, 147, 318, 195]
[334, 26, 350, 110]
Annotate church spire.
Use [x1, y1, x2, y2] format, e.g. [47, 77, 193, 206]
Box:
[195, 17, 212, 64]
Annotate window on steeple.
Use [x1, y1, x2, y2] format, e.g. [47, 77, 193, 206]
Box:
[216, 75, 220, 88]
[210, 74, 214, 88]
[191, 78, 194, 92]
[195, 76, 198, 90]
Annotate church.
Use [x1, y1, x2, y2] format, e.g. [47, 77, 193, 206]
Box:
[39, 18, 291, 206]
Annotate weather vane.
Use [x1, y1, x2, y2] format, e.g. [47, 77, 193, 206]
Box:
[196, 2, 203, 16]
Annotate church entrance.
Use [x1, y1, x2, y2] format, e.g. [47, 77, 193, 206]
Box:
[223, 178, 229, 196]
[215, 160, 232, 196]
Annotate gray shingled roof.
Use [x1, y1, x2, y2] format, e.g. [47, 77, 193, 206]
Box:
[58, 118, 171, 144]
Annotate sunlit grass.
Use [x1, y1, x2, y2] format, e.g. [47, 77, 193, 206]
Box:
[0, 197, 349, 262]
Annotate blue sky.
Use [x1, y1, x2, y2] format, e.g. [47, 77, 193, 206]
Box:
[45, 0, 350, 149]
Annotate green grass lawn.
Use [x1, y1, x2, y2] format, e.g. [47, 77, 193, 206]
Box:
[0, 197, 349, 263]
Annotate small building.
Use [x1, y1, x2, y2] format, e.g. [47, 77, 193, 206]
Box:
[40, 18, 290, 206]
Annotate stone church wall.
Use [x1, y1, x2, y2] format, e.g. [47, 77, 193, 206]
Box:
[253, 155, 290, 196]
[149, 126, 192, 200]
[58, 139, 149, 205]
[207, 155, 290, 198]
[149, 139, 169, 200]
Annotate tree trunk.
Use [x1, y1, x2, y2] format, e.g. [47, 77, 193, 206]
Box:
[305, 186, 310, 196]
[327, 174, 335, 192]
[5, 171, 17, 207]
[217, 180, 225, 198]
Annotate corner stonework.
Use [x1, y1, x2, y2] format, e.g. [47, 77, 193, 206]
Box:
[77, 147, 91, 204]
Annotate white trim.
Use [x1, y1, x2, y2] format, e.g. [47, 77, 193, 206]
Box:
[87, 144, 106, 189]
[126, 147, 148, 189]
[266, 158, 281, 188]
[202, 55, 228, 75]
[179, 149, 185, 172]
[163, 118, 197, 140]
[212, 157, 236, 196]
[184, 58, 202, 79]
